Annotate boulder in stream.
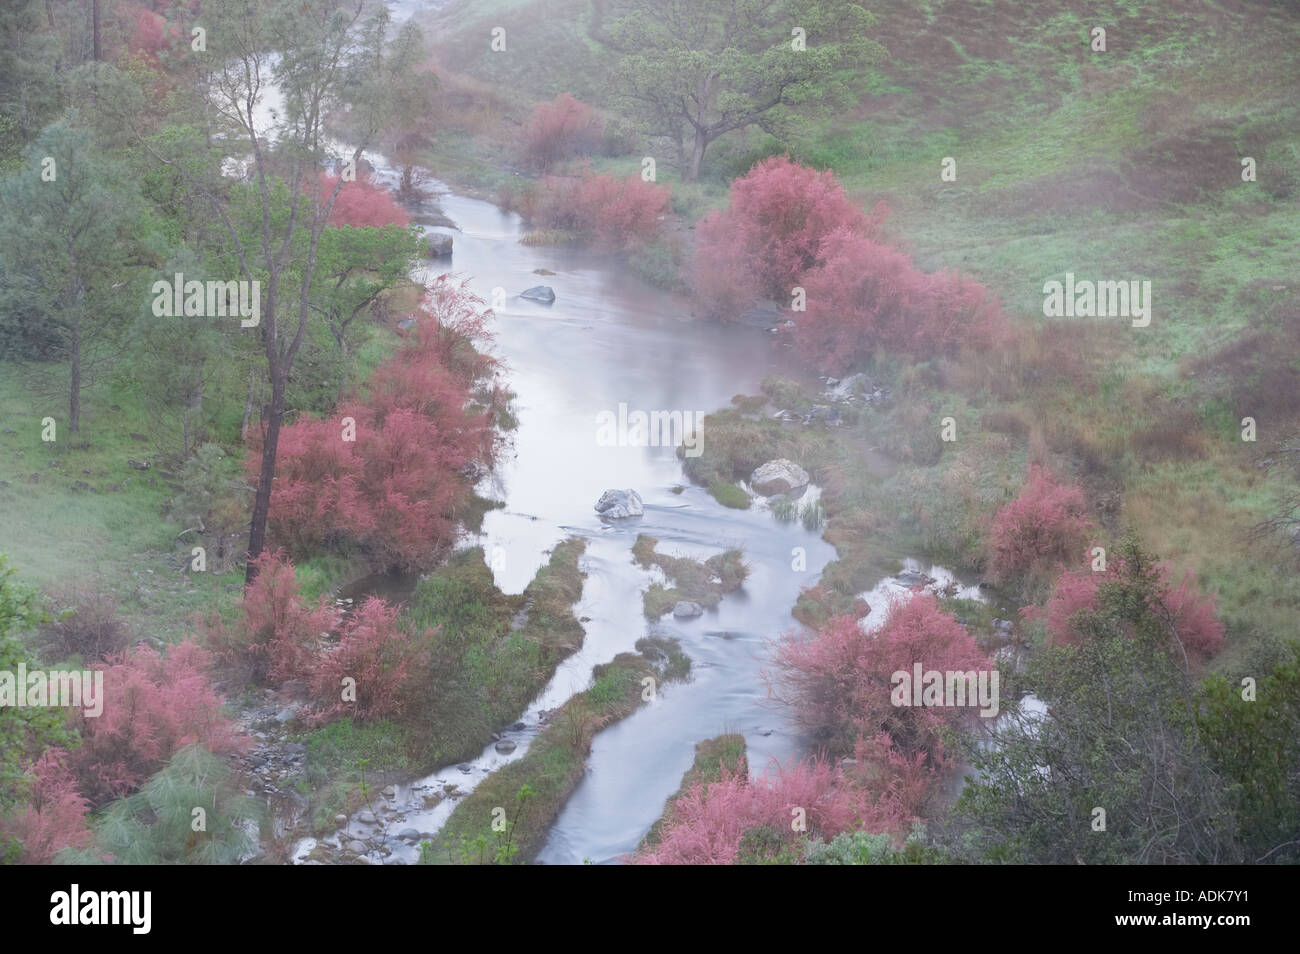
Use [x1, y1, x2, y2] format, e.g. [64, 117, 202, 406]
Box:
[495, 740, 517, 754]
[749, 459, 809, 496]
[520, 285, 556, 304]
[425, 232, 453, 258]
[673, 601, 703, 619]
[594, 488, 643, 519]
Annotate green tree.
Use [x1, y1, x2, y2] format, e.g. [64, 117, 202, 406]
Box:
[0, 0, 63, 164]
[0, 115, 159, 432]
[954, 539, 1241, 864]
[61, 745, 262, 865]
[1198, 644, 1300, 864]
[145, 0, 425, 585]
[603, 0, 881, 181]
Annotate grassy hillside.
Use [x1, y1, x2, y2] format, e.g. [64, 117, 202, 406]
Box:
[414, 0, 1300, 673]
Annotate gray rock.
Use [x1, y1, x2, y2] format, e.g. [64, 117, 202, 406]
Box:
[749, 459, 809, 496]
[397, 317, 416, 331]
[519, 285, 555, 304]
[383, 785, 396, 797]
[735, 299, 782, 329]
[334, 814, 348, 824]
[672, 601, 703, 619]
[457, 763, 473, 774]
[274, 706, 298, 724]
[594, 488, 644, 519]
[346, 840, 368, 854]
[511, 722, 526, 732]
[494, 739, 517, 754]
[826, 372, 870, 401]
[357, 811, 377, 824]
[398, 828, 421, 842]
[896, 570, 935, 587]
[425, 232, 453, 258]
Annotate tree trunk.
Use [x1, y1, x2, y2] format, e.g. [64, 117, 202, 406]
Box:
[243, 372, 284, 585]
[240, 368, 258, 443]
[91, 0, 101, 62]
[686, 129, 708, 183]
[69, 320, 81, 434]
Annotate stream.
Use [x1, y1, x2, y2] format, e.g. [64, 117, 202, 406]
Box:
[276, 3, 995, 865]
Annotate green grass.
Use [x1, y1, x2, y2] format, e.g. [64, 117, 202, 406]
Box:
[420, 642, 688, 864]
[402, 538, 587, 768]
[708, 481, 750, 510]
[297, 718, 419, 835]
[0, 362, 244, 642]
[632, 534, 748, 619]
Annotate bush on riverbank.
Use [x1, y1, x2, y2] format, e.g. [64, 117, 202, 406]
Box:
[519, 93, 602, 172]
[250, 283, 503, 574]
[985, 465, 1092, 597]
[510, 169, 671, 250]
[772, 593, 990, 761]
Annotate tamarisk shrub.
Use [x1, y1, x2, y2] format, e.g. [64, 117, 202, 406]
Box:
[69, 641, 246, 805]
[520, 93, 602, 171]
[0, 749, 91, 864]
[986, 465, 1091, 587]
[1029, 560, 1225, 663]
[319, 172, 410, 228]
[694, 156, 882, 316]
[773, 593, 990, 759]
[631, 757, 906, 865]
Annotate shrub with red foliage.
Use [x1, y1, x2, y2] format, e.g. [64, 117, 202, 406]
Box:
[694, 156, 884, 316]
[791, 228, 1010, 373]
[986, 465, 1091, 586]
[205, 549, 340, 686]
[250, 283, 500, 571]
[773, 592, 992, 759]
[309, 597, 436, 724]
[319, 173, 411, 228]
[693, 156, 1009, 371]
[517, 170, 671, 248]
[122, 2, 181, 63]
[631, 756, 906, 865]
[69, 641, 246, 805]
[1, 749, 92, 864]
[1028, 560, 1225, 663]
[520, 93, 602, 171]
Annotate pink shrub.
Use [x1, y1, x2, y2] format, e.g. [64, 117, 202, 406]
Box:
[1028, 565, 1103, 647]
[204, 549, 341, 685]
[251, 286, 499, 571]
[986, 465, 1091, 585]
[1, 749, 92, 864]
[70, 642, 246, 804]
[520, 93, 602, 171]
[1163, 571, 1226, 660]
[694, 156, 880, 315]
[122, 2, 181, 63]
[309, 597, 436, 724]
[518, 170, 670, 248]
[320, 173, 411, 228]
[788, 228, 1010, 374]
[773, 593, 991, 759]
[1029, 560, 1224, 662]
[632, 757, 906, 865]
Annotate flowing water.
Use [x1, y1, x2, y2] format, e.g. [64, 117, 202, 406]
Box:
[279, 4, 995, 863]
